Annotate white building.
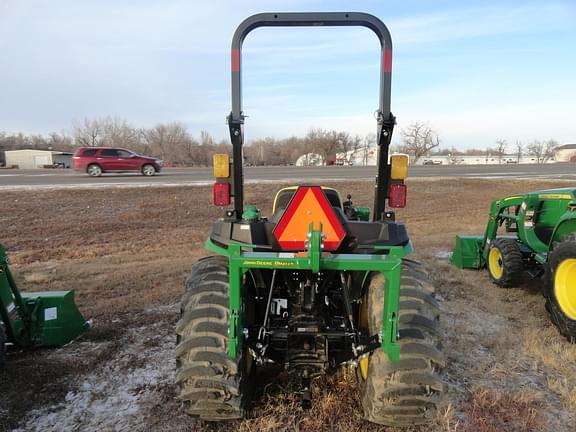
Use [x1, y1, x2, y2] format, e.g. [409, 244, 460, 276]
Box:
[307, 144, 576, 167]
[554, 144, 576, 162]
[335, 148, 378, 166]
[5, 149, 73, 169]
[335, 150, 534, 166]
[415, 155, 555, 165]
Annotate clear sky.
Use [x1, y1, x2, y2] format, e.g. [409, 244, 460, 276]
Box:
[0, 0, 574, 149]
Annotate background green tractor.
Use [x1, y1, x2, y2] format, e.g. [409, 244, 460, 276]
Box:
[175, 12, 444, 427]
[451, 188, 576, 341]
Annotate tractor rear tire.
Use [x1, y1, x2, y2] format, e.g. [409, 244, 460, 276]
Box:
[176, 256, 252, 420]
[487, 238, 523, 288]
[545, 235, 576, 342]
[358, 260, 444, 426]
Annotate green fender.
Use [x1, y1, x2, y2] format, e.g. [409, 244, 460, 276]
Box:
[550, 213, 576, 245]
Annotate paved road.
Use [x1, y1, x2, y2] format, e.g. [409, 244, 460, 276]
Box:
[0, 164, 575, 190]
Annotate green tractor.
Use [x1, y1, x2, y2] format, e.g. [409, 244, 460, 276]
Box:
[451, 189, 576, 341]
[0, 243, 89, 366]
[175, 12, 444, 427]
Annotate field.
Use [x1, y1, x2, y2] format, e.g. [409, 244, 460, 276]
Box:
[1, 178, 576, 432]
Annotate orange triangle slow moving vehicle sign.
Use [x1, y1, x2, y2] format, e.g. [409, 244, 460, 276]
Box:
[273, 186, 346, 251]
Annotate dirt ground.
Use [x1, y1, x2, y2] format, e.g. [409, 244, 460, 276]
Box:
[1, 178, 576, 432]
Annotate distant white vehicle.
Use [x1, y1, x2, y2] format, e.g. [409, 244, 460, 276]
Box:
[295, 153, 325, 166]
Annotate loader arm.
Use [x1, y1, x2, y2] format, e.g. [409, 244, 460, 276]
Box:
[481, 196, 525, 263]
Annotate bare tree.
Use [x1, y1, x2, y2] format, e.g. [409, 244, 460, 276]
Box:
[435, 146, 462, 156]
[200, 130, 214, 146]
[545, 139, 558, 162]
[73, 117, 140, 149]
[73, 118, 103, 147]
[280, 136, 306, 165]
[181, 136, 203, 165]
[245, 137, 273, 166]
[464, 148, 486, 156]
[515, 140, 523, 163]
[47, 132, 73, 151]
[485, 147, 493, 164]
[335, 131, 354, 162]
[399, 122, 440, 164]
[102, 117, 141, 149]
[495, 139, 507, 164]
[305, 129, 349, 165]
[362, 133, 376, 166]
[345, 134, 362, 165]
[527, 139, 557, 164]
[143, 122, 191, 163]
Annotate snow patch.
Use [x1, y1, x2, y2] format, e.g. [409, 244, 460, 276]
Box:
[434, 250, 452, 259]
[15, 309, 176, 432]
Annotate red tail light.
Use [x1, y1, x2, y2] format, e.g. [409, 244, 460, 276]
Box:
[213, 182, 231, 206]
[389, 183, 407, 208]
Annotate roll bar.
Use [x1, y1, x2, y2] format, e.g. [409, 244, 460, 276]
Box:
[227, 12, 396, 221]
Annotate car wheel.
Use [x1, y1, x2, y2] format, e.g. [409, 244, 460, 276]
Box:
[87, 164, 102, 177]
[141, 164, 156, 177]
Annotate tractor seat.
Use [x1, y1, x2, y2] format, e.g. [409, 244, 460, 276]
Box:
[267, 186, 348, 243]
[272, 186, 342, 214]
[347, 220, 410, 249]
[268, 186, 409, 250]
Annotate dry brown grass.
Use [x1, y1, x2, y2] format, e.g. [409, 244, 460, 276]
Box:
[242, 370, 368, 432]
[522, 327, 576, 413]
[2, 177, 576, 431]
[459, 386, 545, 432]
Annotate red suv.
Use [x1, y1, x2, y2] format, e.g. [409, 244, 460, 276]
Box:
[73, 147, 162, 177]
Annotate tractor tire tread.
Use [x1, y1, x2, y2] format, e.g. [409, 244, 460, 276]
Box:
[359, 260, 444, 426]
[489, 238, 523, 288]
[545, 237, 576, 342]
[176, 257, 246, 420]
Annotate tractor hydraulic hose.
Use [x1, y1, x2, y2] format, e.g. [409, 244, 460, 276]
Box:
[340, 272, 359, 346]
[258, 269, 277, 342]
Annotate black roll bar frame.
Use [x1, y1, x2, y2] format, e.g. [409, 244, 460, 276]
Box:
[227, 12, 395, 221]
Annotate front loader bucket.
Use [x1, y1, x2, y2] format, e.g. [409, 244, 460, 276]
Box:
[450, 235, 484, 269]
[21, 291, 89, 347]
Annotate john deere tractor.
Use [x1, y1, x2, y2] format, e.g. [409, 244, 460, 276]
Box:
[451, 189, 576, 342]
[0, 243, 88, 366]
[175, 12, 444, 426]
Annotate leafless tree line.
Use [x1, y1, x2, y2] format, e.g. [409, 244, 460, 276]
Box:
[0, 117, 563, 166]
[0, 118, 376, 167]
[0, 118, 230, 167]
[396, 122, 559, 165]
[447, 138, 557, 164]
[71, 118, 231, 166]
[492, 139, 557, 164]
[245, 129, 371, 166]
